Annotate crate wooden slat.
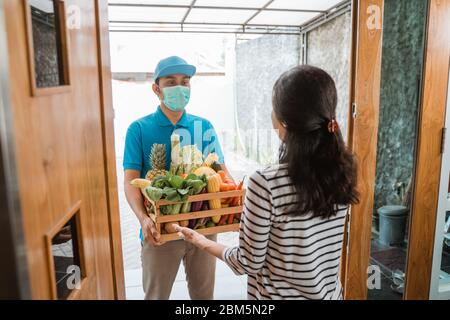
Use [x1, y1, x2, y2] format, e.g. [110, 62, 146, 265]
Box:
[159, 223, 240, 242]
[142, 188, 246, 242]
[148, 189, 244, 207]
[156, 206, 244, 223]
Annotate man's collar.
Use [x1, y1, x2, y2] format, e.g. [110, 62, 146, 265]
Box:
[155, 105, 189, 128]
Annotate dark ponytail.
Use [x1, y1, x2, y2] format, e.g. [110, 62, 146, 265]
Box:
[273, 65, 359, 219]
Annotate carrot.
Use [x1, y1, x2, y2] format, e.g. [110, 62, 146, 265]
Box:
[217, 170, 227, 181]
[218, 215, 228, 225]
[222, 197, 233, 205]
[220, 183, 236, 192]
[218, 170, 234, 184]
[237, 177, 245, 190]
[230, 196, 239, 207]
[227, 213, 234, 225]
[235, 177, 246, 206]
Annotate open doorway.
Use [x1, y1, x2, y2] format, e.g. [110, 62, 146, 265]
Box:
[107, 0, 353, 300]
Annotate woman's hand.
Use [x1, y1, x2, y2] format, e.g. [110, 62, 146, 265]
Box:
[173, 224, 208, 249]
[173, 224, 228, 260]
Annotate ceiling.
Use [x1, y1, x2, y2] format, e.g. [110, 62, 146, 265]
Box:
[108, 0, 350, 35]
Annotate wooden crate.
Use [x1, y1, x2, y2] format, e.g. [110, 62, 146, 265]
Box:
[142, 189, 246, 242]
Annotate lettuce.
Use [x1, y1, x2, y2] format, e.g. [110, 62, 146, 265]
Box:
[145, 186, 163, 202]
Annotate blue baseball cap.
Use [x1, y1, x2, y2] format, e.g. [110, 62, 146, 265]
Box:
[153, 56, 196, 82]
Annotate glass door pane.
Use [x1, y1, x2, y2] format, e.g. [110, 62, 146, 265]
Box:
[430, 70, 450, 300]
[367, 0, 428, 300]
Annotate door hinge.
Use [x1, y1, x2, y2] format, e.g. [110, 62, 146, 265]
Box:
[351, 102, 357, 119]
[441, 127, 447, 154]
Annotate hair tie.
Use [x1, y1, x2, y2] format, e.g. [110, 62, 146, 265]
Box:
[327, 119, 339, 134]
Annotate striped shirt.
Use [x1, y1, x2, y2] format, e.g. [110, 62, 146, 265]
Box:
[223, 164, 348, 300]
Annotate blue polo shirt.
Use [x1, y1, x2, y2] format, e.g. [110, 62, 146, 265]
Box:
[123, 105, 225, 178]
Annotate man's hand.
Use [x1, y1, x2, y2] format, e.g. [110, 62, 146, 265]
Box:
[124, 169, 164, 247]
[141, 215, 163, 247]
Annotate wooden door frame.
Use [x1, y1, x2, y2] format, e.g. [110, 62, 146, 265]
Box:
[342, 0, 384, 299]
[343, 0, 450, 299]
[0, 0, 125, 299]
[94, 0, 125, 300]
[0, 1, 31, 299]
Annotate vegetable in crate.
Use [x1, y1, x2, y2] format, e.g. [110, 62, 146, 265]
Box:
[162, 186, 187, 215]
[211, 215, 221, 224]
[181, 175, 207, 213]
[194, 218, 209, 230]
[165, 222, 179, 234]
[206, 221, 216, 228]
[179, 220, 189, 228]
[218, 215, 228, 226]
[145, 143, 168, 181]
[207, 173, 222, 210]
[130, 178, 152, 190]
[188, 219, 197, 229]
[145, 186, 163, 202]
[193, 153, 219, 177]
[191, 187, 206, 212]
[170, 134, 204, 175]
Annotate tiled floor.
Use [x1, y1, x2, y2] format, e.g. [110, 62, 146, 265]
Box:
[368, 236, 407, 300]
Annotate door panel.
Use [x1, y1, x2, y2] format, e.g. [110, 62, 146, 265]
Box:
[3, 0, 124, 299]
[343, 0, 384, 299]
[405, 0, 450, 299]
[344, 0, 450, 299]
[366, 0, 428, 300]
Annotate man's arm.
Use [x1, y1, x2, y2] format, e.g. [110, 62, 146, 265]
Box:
[124, 170, 162, 246]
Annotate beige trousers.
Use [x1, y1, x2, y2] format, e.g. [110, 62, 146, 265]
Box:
[140, 234, 217, 300]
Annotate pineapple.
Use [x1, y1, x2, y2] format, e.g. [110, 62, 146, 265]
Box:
[145, 143, 168, 181]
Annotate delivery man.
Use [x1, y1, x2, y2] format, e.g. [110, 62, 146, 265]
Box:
[123, 56, 231, 300]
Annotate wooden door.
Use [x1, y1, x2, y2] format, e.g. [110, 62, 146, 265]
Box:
[2, 0, 125, 299]
[343, 0, 450, 299]
[342, 0, 384, 299]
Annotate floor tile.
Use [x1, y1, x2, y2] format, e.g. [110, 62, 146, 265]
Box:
[125, 269, 142, 287]
[214, 275, 247, 300]
[126, 285, 145, 300]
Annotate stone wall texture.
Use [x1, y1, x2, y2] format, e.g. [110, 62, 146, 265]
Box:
[235, 35, 300, 164]
[235, 13, 352, 165]
[373, 0, 427, 210]
[306, 12, 352, 140]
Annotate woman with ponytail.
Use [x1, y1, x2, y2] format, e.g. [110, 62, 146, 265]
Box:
[175, 65, 359, 300]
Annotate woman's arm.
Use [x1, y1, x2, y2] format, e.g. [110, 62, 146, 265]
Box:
[222, 171, 272, 275]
